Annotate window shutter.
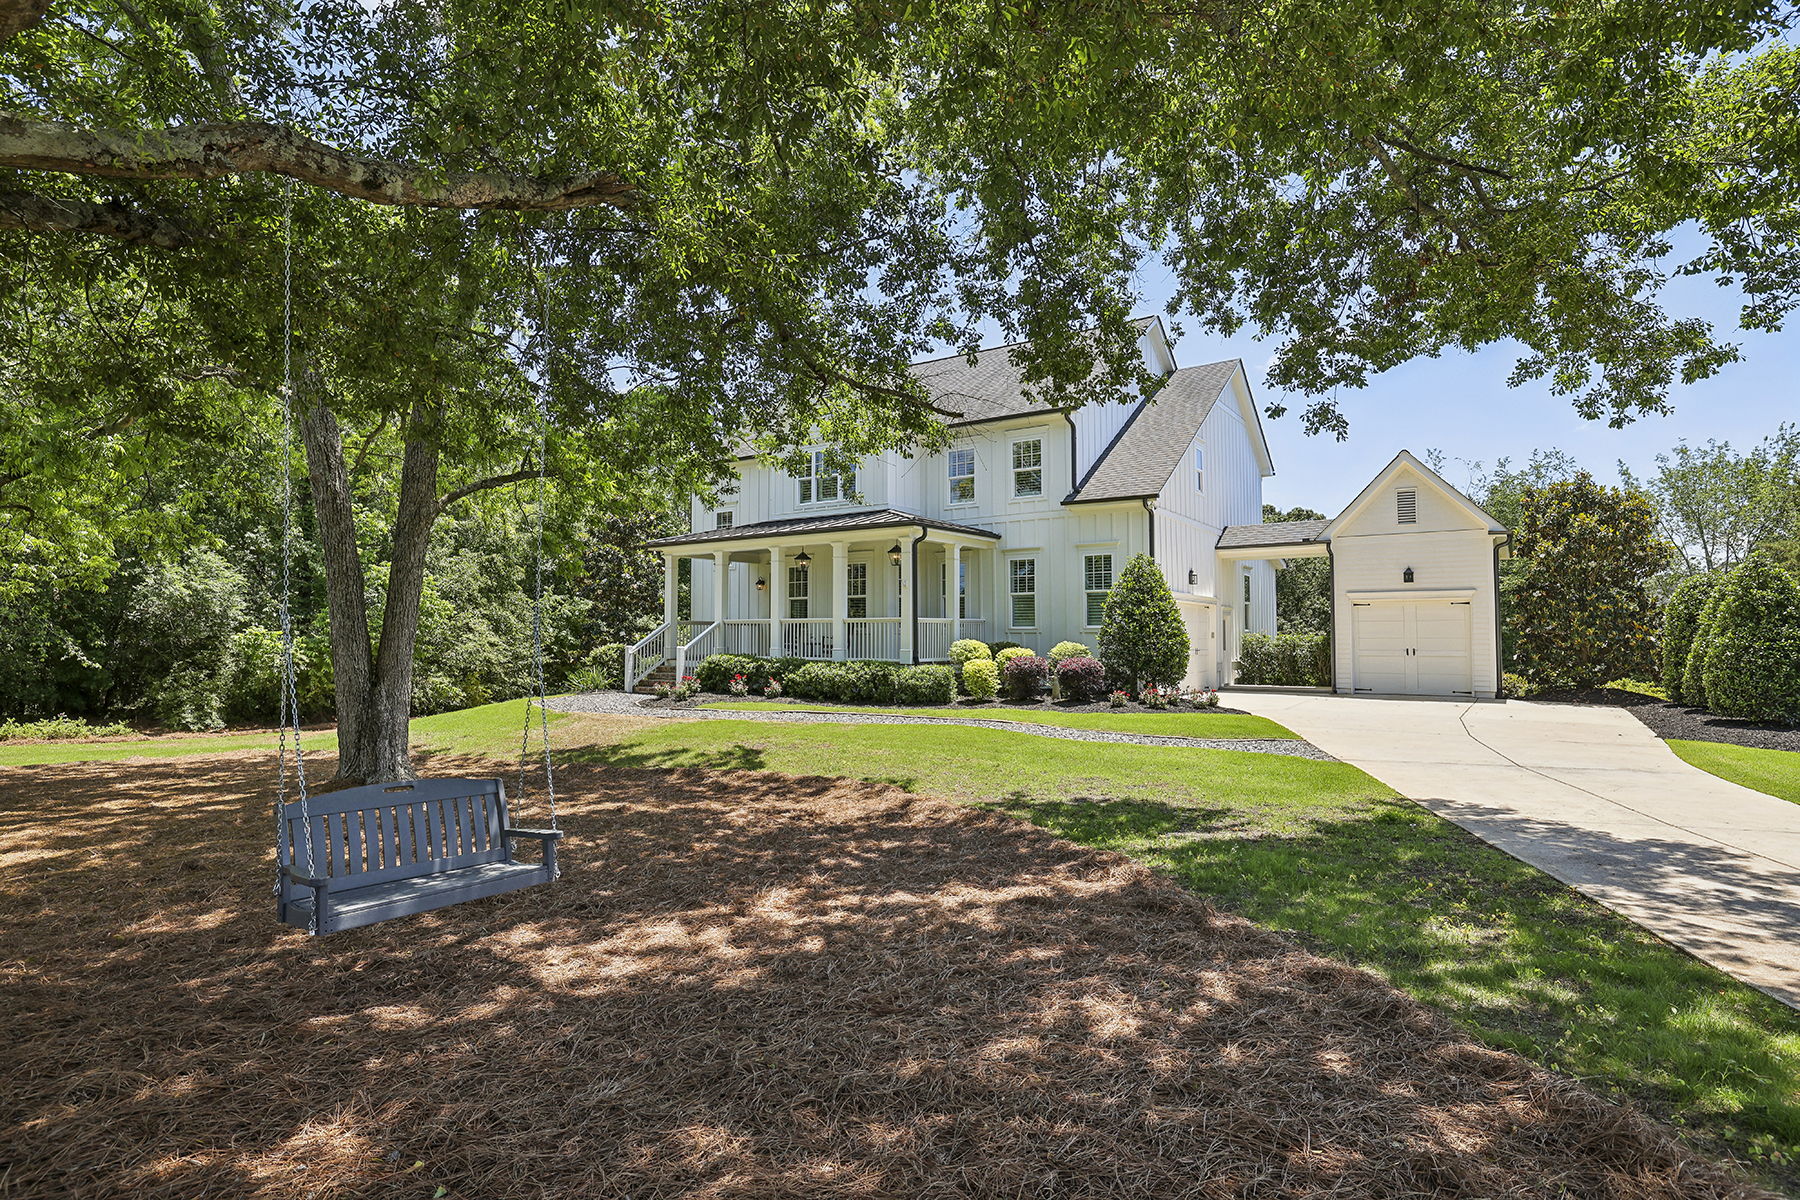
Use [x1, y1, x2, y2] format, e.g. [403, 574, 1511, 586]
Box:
[1396, 489, 1417, 524]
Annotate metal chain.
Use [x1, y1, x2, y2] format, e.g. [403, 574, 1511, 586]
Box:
[517, 247, 558, 870]
[275, 176, 318, 933]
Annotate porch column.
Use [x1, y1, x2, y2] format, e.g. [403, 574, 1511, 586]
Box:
[898, 535, 915, 663]
[830, 540, 848, 661]
[949, 542, 962, 632]
[712, 550, 728, 629]
[767, 544, 782, 657]
[662, 553, 678, 631]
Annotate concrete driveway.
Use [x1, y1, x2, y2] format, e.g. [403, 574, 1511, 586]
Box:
[1227, 691, 1800, 1009]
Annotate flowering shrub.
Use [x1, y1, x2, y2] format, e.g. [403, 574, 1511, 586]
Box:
[651, 680, 675, 700]
[1110, 690, 1129, 708]
[765, 676, 783, 698]
[1000, 654, 1049, 700]
[1055, 655, 1107, 702]
[961, 658, 999, 700]
[1199, 687, 1220, 708]
[1139, 685, 1169, 709]
[728, 673, 749, 696]
[676, 675, 700, 700]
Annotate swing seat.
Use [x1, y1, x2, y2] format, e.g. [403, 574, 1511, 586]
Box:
[277, 777, 558, 935]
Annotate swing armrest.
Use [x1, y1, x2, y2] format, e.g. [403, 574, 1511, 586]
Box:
[501, 828, 562, 842]
[278, 863, 329, 887]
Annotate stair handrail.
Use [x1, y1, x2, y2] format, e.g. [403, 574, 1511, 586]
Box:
[673, 619, 721, 683]
[624, 622, 672, 692]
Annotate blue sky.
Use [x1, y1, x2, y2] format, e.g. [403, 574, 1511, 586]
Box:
[1143, 237, 1798, 515]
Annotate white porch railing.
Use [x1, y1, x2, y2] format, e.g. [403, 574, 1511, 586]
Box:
[780, 619, 835, 660]
[957, 617, 988, 645]
[917, 617, 956, 662]
[624, 623, 671, 691]
[845, 618, 902, 662]
[674, 621, 720, 681]
[721, 620, 772, 657]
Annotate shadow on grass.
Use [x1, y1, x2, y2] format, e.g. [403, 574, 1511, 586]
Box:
[564, 741, 768, 772]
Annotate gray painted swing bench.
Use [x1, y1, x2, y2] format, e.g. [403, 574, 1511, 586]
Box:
[277, 777, 560, 935]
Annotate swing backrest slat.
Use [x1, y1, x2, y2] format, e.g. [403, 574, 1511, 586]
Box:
[279, 778, 512, 893]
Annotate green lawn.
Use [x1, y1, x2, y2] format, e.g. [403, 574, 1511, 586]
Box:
[697, 700, 1295, 740]
[1670, 739, 1800, 806]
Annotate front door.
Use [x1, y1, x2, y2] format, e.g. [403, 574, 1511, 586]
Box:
[1352, 601, 1472, 695]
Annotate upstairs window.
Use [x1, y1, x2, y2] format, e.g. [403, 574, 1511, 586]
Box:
[797, 451, 854, 505]
[1012, 439, 1043, 498]
[846, 562, 868, 619]
[1194, 443, 1205, 492]
[1084, 554, 1113, 626]
[948, 448, 975, 504]
[714, 511, 734, 529]
[1396, 488, 1417, 524]
[1009, 558, 1036, 627]
[787, 562, 809, 618]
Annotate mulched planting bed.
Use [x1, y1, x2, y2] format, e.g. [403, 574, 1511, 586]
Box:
[1, 751, 1773, 1199]
[652, 690, 1256, 716]
[1533, 687, 1800, 753]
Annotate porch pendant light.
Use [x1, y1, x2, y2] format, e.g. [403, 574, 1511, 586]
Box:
[794, 550, 811, 565]
[887, 543, 903, 566]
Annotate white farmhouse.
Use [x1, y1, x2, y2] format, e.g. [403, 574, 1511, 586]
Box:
[634, 319, 1510, 698]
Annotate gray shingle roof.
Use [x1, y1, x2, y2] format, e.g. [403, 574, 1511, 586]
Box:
[645, 508, 1000, 548]
[910, 318, 1159, 426]
[1064, 361, 1240, 503]
[1217, 519, 1331, 549]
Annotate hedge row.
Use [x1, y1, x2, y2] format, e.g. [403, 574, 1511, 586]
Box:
[694, 654, 955, 706]
[1234, 632, 1330, 687]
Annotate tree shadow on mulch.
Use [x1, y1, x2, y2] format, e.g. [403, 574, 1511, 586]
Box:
[0, 751, 1774, 1199]
[1530, 687, 1800, 752]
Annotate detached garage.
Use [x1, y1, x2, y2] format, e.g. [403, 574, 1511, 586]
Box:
[1216, 450, 1510, 699]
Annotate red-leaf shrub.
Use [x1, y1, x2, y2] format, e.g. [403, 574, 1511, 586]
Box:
[1056, 655, 1107, 702]
[1000, 654, 1049, 700]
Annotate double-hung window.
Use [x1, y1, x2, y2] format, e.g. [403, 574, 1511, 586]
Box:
[1194, 443, 1204, 492]
[1009, 558, 1036, 628]
[1012, 439, 1042, 498]
[788, 562, 809, 619]
[714, 510, 734, 529]
[797, 451, 853, 505]
[846, 562, 868, 619]
[1083, 554, 1113, 627]
[948, 448, 975, 504]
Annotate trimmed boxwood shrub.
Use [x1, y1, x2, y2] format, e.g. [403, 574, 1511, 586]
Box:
[1702, 553, 1800, 724]
[962, 658, 999, 700]
[1048, 640, 1090, 667]
[896, 664, 955, 705]
[994, 646, 1033, 667]
[1661, 572, 1722, 704]
[694, 654, 807, 694]
[1056, 655, 1107, 702]
[1097, 553, 1189, 689]
[1683, 584, 1726, 710]
[948, 639, 991, 666]
[1001, 654, 1049, 700]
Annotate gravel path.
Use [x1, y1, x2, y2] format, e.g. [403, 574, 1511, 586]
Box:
[548, 690, 1337, 760]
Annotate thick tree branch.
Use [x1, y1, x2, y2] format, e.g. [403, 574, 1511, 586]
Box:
[1373, 132, 1515, 182]
[0, 0, 50, 42]
[0, 118, 639, 212]
[0, 190, 200, 246]
[436, 467, 537, 512]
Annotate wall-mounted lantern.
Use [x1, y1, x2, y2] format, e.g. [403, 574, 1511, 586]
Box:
[888, 543, 903, 566]
[1188, 569, 1198, 585]
[1403, 566, 1415, 584]
[756, 577, 767, 591]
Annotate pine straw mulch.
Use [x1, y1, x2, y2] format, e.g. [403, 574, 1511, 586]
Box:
[0, 751, 1775, 1200]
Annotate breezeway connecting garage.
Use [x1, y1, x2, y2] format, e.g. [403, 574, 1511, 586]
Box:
[1217, 451, 1510, 699]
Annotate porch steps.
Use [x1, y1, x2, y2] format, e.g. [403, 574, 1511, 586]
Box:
[632, 663, 679, 694]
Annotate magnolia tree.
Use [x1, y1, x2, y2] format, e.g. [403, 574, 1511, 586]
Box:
[1508, 474, 1671, 691]
[1097, 554, 1190, 691]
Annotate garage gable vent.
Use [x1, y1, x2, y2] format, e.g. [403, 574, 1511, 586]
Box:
[1396, 488, 1417, 524]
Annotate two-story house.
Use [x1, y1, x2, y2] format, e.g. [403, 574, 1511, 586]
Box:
[632, 319, 1510, 698]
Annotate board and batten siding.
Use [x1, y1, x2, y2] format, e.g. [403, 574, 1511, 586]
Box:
[1328, 463, 1501, 697]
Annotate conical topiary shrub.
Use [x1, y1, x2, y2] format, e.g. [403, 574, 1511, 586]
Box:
[1702, 553, 1800, 724]
[1660, 572, 1721, 705]
[1683, 581, 1726, 710]
[1097, 553, 1190, 690]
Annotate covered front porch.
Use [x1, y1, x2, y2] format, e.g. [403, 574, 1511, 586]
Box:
[629, 509, 1000, 689]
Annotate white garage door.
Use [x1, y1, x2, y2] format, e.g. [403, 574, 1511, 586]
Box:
[1352, 601, 1472, 696]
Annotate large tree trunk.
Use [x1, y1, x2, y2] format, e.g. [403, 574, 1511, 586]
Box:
[298, 399, 442, 783]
